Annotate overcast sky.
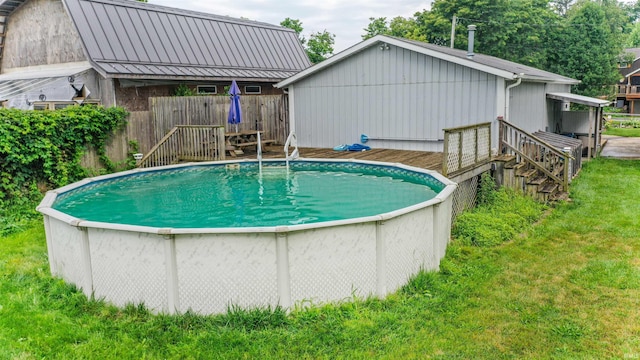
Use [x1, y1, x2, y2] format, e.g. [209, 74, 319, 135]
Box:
[151, 0, 431, 54]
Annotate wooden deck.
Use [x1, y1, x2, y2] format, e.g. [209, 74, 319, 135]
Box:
[245, 146, 444, 171]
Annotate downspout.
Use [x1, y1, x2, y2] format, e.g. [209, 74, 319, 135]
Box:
[504, 74, 523, 122]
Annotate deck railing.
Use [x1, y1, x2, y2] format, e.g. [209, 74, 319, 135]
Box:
[498, 120, 571, 191]
[616, 84, 640, 96]
[442, 122, 492, 177]
[138, 125, 225, 168]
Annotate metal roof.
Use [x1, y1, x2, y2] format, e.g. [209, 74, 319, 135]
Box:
[63, 0, 311, 81]
[392, 37, 579, 84]
[277, 35, 579, 88]
[0, 0, 27, 16]
[546, 92, 610, 108]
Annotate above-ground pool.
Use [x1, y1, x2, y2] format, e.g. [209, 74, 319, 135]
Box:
[38, 159, 457, 315]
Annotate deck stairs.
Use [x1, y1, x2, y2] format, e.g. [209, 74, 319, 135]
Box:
[497, 155, 570, 202]
[137, 125, 226, 168]
[497, 120, 582, 202]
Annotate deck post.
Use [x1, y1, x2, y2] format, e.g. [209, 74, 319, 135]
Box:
[442, 130, 450, 176]
[497, 116, 504, 155]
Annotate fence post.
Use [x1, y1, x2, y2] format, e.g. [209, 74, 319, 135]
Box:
[563, 147, 572, 187]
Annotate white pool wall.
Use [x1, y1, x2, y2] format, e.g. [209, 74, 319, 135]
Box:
[38, 159, 456, 315]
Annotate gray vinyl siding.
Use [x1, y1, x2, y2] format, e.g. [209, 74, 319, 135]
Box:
[508, 82, 549, 134]
[545, 83, 572, 134]
[292, 44, 498, 152]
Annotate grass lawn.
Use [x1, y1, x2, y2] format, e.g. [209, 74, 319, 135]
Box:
[604, 127, 640, 137]
[1, 159, 639, 359]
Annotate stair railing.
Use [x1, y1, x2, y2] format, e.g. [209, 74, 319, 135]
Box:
[498, 119, 572, 191]
[138, 125, 225, 168]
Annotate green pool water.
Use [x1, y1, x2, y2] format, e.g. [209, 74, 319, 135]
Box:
[52, 162, 443, 228]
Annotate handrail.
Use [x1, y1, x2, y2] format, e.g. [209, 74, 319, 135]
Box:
[284, 131, 299, 161]
[138, 125, 225, 168]
[499, 120, 573, 161]
[138, 126, 179, 166]
[500, 140, 564, 185]
[499, 119, 571, 191]
[443, 121, 492, 133]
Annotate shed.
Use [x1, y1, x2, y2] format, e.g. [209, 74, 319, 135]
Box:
[0, 0, 310, 111]
[275, 34, 607, 154]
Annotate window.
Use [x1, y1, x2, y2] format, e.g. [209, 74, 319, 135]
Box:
[32, 102, 85, 110]
[197, 85, 217, 94]
[244, 85, 261, 94]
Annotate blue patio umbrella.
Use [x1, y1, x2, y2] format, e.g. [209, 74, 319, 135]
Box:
[228, 80, 242, 133]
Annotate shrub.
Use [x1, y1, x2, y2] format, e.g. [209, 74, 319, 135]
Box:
[0, 105, 128, 205]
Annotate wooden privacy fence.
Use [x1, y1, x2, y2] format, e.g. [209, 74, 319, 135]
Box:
[81, 95, 288, 169]
[138, 125, 225, 168]
[149, 95, 288, 146]
[498, 119, 573, 191]
[81, 111, 152, 169]
[442, 122, 492, 177]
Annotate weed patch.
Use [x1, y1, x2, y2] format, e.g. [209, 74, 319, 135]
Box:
[452, 174, 546, 247]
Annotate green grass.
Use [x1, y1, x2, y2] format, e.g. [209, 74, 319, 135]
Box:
[603, 127, 640, 137]
[1, 159, 640, 358]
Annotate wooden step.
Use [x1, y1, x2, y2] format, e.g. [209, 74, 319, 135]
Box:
[494, 154, 515, 163]
[527, 175, 547, 186]
[549, 191, 570, 202]
[539, 182, 559, 194]
[513, 162, 527, 171]
[516, 167, 537, 178]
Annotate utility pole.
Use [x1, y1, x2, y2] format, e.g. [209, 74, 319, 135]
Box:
[450, 15, 457, 48]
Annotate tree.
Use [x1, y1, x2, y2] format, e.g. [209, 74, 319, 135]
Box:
[413, 0, 558, 68]
[306, 30, 335, 63]
[548, 1, 622, 97]
[362, 16, 423, 41]
[280, 17, 305, 45]
[551, 0, 574, 17]
[627, 22, 640, 47]
[281, 18, 335, 63]
[389, 16, 424, 41]
[362, 17, 390, 40]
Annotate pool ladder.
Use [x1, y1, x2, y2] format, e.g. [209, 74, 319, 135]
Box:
[284, 131, 299, 169]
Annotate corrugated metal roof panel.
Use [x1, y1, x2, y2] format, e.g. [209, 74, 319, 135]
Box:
[0, 63, 93, 99]
[64, 0, 311, 80]
[392, 37, 577, 83]
[93, 61, 298, 81]
[0, 0, 27, 16]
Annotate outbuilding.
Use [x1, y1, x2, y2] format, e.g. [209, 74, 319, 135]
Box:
[0, 0, 309, 111]
[275, 33, 608, 155]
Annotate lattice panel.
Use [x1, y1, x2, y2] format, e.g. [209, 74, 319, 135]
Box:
[89, 229, 168, 312]
[445, 132, 461, 174]
[477, 126, 491, 160]
[460, 128, 479, 169]
[288, 223, 377, 304]
[383, 208, 435, 292]
[443, 123, 492, 176]
[175, 233, 279, 315]
[451, 174, 480, 222]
